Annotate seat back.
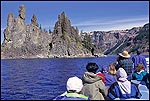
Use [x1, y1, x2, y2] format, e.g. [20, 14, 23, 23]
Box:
[140, 91, 149, 99]
[138, 85, 149, 100]
[138, 85, 148, 91]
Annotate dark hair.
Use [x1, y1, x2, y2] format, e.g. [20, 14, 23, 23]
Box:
[86, 62, 99, 73]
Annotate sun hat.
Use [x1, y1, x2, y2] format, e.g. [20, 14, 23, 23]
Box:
[118, 51, 130, 58]
[66, 76, 83, 93]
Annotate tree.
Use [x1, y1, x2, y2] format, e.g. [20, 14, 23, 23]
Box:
[39, 24, 42, 30]
[49, 28, 52, 34]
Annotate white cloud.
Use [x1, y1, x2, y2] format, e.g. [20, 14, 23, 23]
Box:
[74, 17, 148, 26]
[73, 16, 149, 32]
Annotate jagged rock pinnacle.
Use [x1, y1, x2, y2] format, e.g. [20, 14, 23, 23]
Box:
[19, 5, 25, 20]
[7, 13, 14, 27]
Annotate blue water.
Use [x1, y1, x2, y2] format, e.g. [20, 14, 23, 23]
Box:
[1, 55, 149, 100]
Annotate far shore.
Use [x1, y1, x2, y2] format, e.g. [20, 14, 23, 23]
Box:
[1, 53, 149, 60]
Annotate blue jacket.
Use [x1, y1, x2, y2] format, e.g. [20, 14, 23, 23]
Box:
[53, 92, 89, 100]
[132, 55, 147, 70]
[132, 70, 147, 81]
[108, 82, 141, 100]
[104, 73, 117, 87]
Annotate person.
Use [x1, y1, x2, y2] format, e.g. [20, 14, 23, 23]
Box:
[132, 63, 149, 89]
[103, 64, 117, 89]
[96, 67, 106, 83]
[81, 62, 107, 100]
[115, 50, 134, 80]
[132, 63, 148, 81]
[132, 49, 147, 71]
[53, 76, 89, 100]
[108, 68, 141, 100]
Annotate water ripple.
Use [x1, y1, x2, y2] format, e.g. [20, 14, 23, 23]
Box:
[1, 56, 123, 100]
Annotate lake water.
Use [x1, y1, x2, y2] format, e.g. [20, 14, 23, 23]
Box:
[1, 55, 149, 100]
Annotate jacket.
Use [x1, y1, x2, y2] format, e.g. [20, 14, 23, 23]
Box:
[104, 72, 117, 87]
[132, 55, 147, 70]
[96, 72, 106, 83]
[132, 70, 148, 81]
[108, 82, 141, 100]
[53, 92, 89, 100]
[81, 72, 107, 100]
[115, 59, 133, 75]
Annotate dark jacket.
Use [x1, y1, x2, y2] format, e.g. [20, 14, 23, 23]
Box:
[115, 59, 133, 75]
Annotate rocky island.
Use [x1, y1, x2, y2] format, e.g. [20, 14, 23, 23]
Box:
[1, 5, 149, 59]
[1, 5, 92, 59]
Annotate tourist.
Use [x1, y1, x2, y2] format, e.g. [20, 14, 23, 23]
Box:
[115, 50, 133, 80]
[53, 76, 89, 100]
[108, 68, 141, 100]
[103, 64, 117, 89]
[132, 49, 147, 71]
[132, 63, 149, 89]
[81, 62, 107, 100]
[132, 63, 147, 81]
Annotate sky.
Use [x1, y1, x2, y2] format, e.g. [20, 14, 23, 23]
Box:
[1, 1, 149, 44]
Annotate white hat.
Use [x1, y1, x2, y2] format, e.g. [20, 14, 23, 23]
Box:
[66, 76, 83, 92]
[118, 51, 130, 58]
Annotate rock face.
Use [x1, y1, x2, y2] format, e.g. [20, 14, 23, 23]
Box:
[88, 23, 149, 55]
[105, 23, 149, 55]
[1, 5, 51, 59]
[1, 5, 92, 59]
[49, 12, 91, 57]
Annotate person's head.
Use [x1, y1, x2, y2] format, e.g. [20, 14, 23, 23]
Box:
[116, 68, 127, 81]
[86, 62, 99, 74]
[108, 64, 116, 75]
[66, 76, 83, 93]
[136, 49, 141, 55]
[118, 50, 130, 59]
[136, 63, 145, 72]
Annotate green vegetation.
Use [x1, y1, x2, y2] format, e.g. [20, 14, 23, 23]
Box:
[82, 34, 95, 51]
[61, 32, 71, 43]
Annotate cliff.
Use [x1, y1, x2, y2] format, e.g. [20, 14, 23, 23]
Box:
[48, 12, 91, 57]
[88, 23, 149, 55]
[1, 5, 92, 59]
